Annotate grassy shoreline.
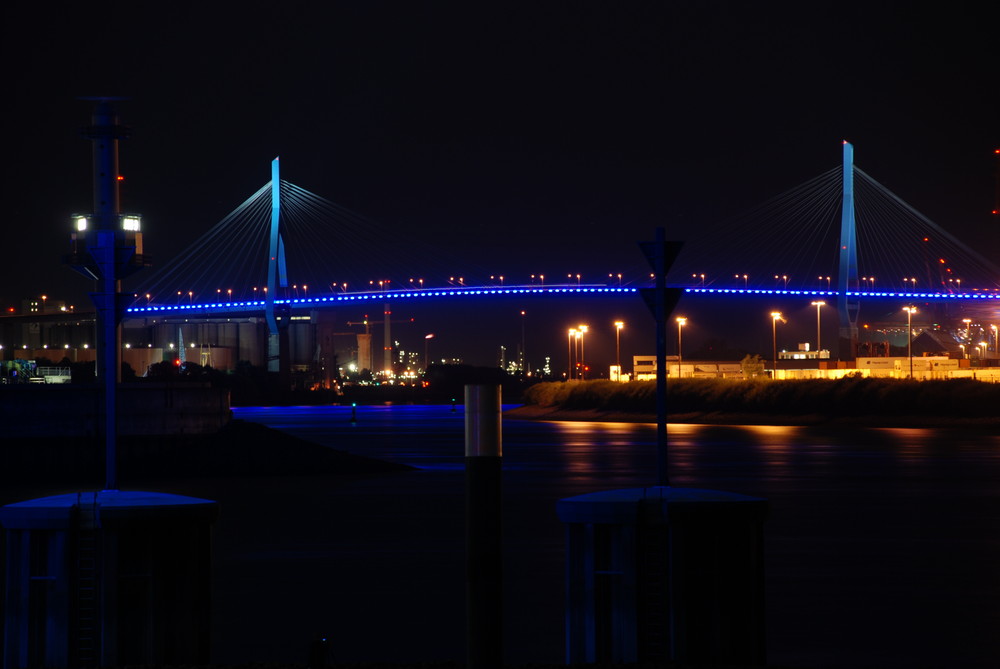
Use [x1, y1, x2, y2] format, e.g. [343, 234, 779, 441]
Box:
[510, 378, 1000, 429]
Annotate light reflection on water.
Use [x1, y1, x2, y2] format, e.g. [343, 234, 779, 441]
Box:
[232, 405, 1000, 668]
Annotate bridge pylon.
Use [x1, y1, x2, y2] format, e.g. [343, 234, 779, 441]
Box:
[837, 141, 860, 360]
[265, 157, 290, 385]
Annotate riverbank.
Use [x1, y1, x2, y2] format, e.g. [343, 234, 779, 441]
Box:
[512, 377, 1000, 429]
[505, 403, 1000, 428]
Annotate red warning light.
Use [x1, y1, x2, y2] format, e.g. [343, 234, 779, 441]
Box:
[117, 175, 125, 181]
[174, 358, 181, 366]
[923, 237, 929, 242]
[939, 258, 946, 264]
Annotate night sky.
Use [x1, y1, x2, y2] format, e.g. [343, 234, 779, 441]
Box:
[2, 3, 997, 368]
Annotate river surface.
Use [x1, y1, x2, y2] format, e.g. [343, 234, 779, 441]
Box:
[210, 404, 1000, 668]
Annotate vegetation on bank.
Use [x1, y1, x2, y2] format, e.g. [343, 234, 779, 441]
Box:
[522, 377, 1000, 421]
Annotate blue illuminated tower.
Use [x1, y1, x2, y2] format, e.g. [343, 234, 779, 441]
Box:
[265, 157, 288, 374]
[838, 141, 859, 359]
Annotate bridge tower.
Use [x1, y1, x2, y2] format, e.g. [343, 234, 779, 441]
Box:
[837, 141, 860, 360]
[265, 157, 290, 380]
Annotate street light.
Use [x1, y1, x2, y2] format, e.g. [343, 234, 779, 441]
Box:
[614, 321, 624, 381]
[578, 325, 589, 379]
[676, 317, 687, 378]
[903, 306, 917, 378]
[771, 311, 785, 378]
[567, 328, 577, 379]
[424, 333, 434, 370]
[811, 301, 825, 353]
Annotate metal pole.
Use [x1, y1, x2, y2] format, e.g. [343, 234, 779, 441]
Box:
[615, 324, 621, 380]
[772, 317, 778, 379]
[677, 319, 684, 378]
[465, 384, 502, 669]
[83, 100, 125, 491]
[654, 227, 668, 487]
[908, 310, 913, 378]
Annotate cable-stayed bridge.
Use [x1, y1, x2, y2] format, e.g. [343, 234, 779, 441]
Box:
[123, 145, 1000, 368]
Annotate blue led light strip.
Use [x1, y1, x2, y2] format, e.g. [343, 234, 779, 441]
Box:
[682, 288, 1000, 300]
[126, 285, 639, 315]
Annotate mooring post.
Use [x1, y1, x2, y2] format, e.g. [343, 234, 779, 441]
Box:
[465, 384, 502, 669]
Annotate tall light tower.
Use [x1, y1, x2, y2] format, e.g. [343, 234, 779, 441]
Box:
[676, 317, 687, 378]
[903, 306, 917, 378]
[771, 311, 784, 378]
[811, 300, 826, 354]
[65, 98, 150, 490]
[614, 320, 624, 381]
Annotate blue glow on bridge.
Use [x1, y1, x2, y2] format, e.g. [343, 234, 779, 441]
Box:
[683, 288, 1000, 300]
[124, 284, 1000, 318]
[126, 285, 640, 316]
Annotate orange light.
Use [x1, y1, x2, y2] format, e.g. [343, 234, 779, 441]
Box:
[117, 175, 125, 181]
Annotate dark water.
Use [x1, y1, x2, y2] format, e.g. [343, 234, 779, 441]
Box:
[210, 405, 1000, 668]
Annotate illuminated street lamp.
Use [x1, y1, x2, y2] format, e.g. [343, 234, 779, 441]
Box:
[567, 328, 577, 379]
[811, 301, 826, 353]
[771, 311, 787, 379]
[771, 311, 785, 378]
[578, 325, 589, 379]
[991, 325, 998, 360]
[960, 343, 966, 359]
[980, 342, 989, 361]
[424, 333, 434, 370]
[963, 318, 972, 341]
[903, 306, 917, 378]
[614, 320, 624, 381]
[676, 317, 687, 378]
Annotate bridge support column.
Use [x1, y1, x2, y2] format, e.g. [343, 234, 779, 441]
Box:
[837, 141, 860, 360]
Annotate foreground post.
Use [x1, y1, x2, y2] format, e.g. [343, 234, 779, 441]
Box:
[465, 384, 502, 669]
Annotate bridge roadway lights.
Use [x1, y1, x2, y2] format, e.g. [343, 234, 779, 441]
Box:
[122, 285, 1000, 320]
[683, 288, 1000, 301]
[124, 286, 640, 316]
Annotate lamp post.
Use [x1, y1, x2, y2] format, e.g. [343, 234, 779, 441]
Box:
[676, 317, 687, 378]
[567, 328, 577, 379]
[903, 306, 917, 378]
[424, 333, 434, 371]
[519, 310, 526, 375]
[992, 325, 998, 362]
[811, 301, 825, 354]
[578, 325, 589, 379]
[614, 321, 624, 381]
[771, 311, 784, 378]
